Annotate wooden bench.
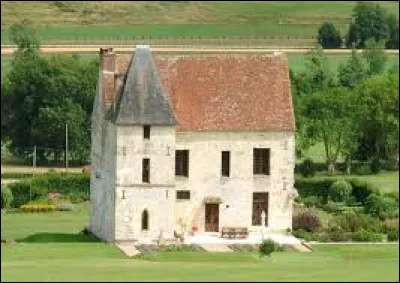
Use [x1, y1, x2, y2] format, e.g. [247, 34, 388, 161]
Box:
[221, 227, 248, 239]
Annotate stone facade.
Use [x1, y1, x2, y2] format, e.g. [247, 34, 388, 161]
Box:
[89, 46, 295, 243]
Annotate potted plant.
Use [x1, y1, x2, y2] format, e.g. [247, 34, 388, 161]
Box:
[191, 224, 199, 235]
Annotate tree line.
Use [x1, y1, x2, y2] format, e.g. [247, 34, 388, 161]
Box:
[292, 43, 399, 175]
[317, 1, 399, 49]
[1, 18, 399, 171]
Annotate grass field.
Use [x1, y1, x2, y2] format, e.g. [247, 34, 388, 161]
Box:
[1, 1, 398, 44]
[1, 205, 399, 282]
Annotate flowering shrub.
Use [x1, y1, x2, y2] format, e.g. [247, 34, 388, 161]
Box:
[20, 204, 57, 213]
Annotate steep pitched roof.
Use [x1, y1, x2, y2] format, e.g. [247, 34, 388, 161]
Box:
[114, 51, 295, 132]
[113, 46, 177, 126]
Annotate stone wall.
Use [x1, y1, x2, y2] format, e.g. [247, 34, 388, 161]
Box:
[174, 131, 295, 233]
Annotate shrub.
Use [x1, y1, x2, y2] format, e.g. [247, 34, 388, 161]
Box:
[1, 187, 13, 209]
[331, 212, 382, 233]
[386, 227, 399, 242]
[20, 204, 57, 213]
[259, 239, 278, 257]
[294, 177, 335, 202]
[7, 173, 90, 207]
[353, 164, 371, 175]
[364, 194, 398, 218]
[317, 22, 343, 48]
[329, 180, 352, 202]
[301, 196, 323, 207]
[7, 181, 33, 207]
[351, 229, 383, 242]
[369, 156, 382, 174]
[293, 210, 321, 232]
[322, 201, 345, 214]
[383, 191, 399, 202]
[298, 158, 316, 177]
[349, 178, 380, 204]
[325, 226, 350, 242]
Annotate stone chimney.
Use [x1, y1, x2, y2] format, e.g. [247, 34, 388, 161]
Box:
[100, 48, 116, 108]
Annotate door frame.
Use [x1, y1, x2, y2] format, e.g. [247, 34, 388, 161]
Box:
[252, 192, 269, 227]
[204, 203, 220, 232]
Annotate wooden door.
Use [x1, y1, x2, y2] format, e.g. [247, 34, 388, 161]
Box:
[205, 204, 219, 232]
[252, 193, 269, 226]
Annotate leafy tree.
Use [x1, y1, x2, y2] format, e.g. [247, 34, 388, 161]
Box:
[317, 22, 343, 49]
[303, 45, 337, 92]
[9, 19, 40, 54]
[2, 21, 98, 164]
[302, 87, 354, 174]
[363, 39, 388, 76]
[346, 2, 389, 48]
[385, 13, 399, 49]
[338, 48, 368, 89]
[352, 72, 399, 164]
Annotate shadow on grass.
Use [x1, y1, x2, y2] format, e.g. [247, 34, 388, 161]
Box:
[16, 232, 100, 243]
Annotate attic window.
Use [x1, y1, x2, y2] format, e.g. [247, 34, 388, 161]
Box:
[143, 125, 150, 139]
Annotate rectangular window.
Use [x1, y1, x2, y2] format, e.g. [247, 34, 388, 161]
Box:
[143, 125, 150, 139]
[221, 151, 230, 177]
[175, 150, 189, 177]
[176, 190, 190, 200]
[253, 148, 270, 175]
[142, 158, 150, 183]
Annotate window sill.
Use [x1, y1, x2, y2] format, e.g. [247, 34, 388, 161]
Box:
[176, 199, 191, 202]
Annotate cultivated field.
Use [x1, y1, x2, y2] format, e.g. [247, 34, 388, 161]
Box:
[1, 1, 398, 45]
[1, 204, 399, 282]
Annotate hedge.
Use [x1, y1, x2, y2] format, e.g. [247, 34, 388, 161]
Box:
[1, 172, 84, 179]
[7, 173, 90, 207]
[295, 177, 381, 204]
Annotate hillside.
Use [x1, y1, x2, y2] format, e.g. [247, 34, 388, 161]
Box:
[1, 1, 399, 44]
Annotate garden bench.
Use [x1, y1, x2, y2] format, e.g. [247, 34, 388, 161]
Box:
[221, 227, 248, 239]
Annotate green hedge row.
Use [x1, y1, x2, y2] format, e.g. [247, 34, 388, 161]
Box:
[295, 177, 380, 204]
[1, 172, 84, 179]
[6, 174, 90, 207]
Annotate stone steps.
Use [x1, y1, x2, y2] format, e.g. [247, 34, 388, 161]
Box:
[115, 242, 141, 257]
[198, 244, 233, 252]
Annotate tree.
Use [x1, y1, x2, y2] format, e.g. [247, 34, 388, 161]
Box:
[317, 22, 343, 49]
[302, 87, 355, 174]
[385, 13, 399, 49]
[363, 39, 388, 76]
[9, 19, 40, 54]
[338, 48, 368, 89]
[2, 21, 98, 164]
[303, 45, 337, 93]
[352, 72, 399, 164]
[346, 2, 389, 48]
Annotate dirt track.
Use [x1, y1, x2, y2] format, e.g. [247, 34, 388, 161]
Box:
[1, 46, 399, 55]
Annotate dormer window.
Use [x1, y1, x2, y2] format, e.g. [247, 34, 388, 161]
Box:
[143, 125, 150, 139]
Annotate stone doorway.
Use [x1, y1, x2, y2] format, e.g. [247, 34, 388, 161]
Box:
[252, 192, 269, 226]
[205, 203, 219, 232]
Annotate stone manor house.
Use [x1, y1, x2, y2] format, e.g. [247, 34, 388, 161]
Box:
[90, 46, 296, 243]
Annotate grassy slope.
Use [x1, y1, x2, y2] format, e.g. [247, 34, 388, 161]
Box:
[1, 206, 399, 282]
[1, 1, 399, 41]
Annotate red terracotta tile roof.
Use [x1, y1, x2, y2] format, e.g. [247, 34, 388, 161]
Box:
[115, 53, 295, 132]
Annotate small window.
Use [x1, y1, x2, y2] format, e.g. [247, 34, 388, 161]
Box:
[176, 190, 190, 200]
[221, 151, 230, 177]
[142, 158, 150, 183]
[175, 150, 189, 177]
[253, 148, 270, 175]
[141, 209, 149, 230]
[143, 125, 150, 139]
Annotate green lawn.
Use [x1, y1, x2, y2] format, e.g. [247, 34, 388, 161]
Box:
[1, 204, 399, 281]
[1, 1, 398, 44]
